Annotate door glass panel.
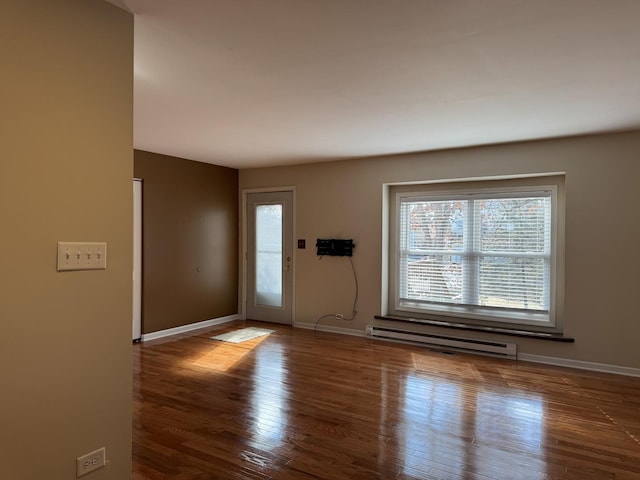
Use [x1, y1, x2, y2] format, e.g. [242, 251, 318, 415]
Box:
[255, 204, 283, 307]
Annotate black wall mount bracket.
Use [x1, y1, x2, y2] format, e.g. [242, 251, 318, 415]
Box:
[316, 238, 354, 257]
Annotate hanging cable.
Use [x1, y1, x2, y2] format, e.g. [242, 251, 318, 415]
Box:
[314, 256, 359, 331]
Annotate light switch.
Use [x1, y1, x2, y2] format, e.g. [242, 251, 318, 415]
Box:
[57, 242, 107, 271]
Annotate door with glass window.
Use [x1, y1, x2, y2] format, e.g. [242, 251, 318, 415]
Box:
[246, 191, 293, 324]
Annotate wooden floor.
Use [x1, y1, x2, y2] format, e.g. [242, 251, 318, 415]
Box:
[133, 321, 640, 480]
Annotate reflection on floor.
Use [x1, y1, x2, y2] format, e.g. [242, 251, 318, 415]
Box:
[133, 321, 640, 480]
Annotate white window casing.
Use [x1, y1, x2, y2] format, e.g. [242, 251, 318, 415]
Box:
[391, 184, 558, 329]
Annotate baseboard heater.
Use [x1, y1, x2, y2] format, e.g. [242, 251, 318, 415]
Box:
[366, 325, 517, 358]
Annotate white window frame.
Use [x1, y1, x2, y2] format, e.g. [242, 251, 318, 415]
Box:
[390, 184, 558, 329]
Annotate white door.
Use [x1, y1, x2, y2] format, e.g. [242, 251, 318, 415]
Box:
[133, 179, 142, 341]
[246, 191, 293, 324]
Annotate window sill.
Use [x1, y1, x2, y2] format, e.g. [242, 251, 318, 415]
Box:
[374, 315, 574, 342]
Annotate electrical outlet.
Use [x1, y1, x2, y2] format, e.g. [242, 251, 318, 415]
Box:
[76, 447, 106, 477]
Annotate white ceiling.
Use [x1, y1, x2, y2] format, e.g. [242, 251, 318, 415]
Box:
[107, 0, 640, 169]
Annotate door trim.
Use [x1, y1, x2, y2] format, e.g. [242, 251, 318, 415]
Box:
[240, 186, 296, 323]
[133, 179, 143, 341]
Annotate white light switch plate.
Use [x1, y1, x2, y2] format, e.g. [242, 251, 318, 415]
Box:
[57, 242, 107, 271]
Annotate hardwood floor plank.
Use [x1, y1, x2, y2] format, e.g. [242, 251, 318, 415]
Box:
[133, 321, 640, 479]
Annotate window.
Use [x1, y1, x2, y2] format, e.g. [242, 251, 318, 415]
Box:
[390, 182, 559, 329]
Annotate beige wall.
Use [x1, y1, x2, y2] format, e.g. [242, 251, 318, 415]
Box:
[134, 150, 239, 333]
[240, 131, 640, 369]
[0, 1, 133, 479]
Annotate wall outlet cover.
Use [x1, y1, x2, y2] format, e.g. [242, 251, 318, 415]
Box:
[76, 447, 106, 477]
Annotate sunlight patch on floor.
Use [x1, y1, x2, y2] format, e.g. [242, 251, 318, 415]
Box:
[412, 352, 485, 382]
[187, 335, 271, 372]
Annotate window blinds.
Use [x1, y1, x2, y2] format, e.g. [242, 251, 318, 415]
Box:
[398, 190, 552, 322]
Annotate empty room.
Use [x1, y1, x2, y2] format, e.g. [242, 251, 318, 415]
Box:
[2, 1, 640, 480]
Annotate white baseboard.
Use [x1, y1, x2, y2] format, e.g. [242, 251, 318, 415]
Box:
[141, 314, 239, 342]
[518, 353, 640, 378]
[294, 322, 366, 337]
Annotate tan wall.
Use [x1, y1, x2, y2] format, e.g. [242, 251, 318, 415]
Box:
[134, 150, 239, 333]
[0, 1, 133, 479]
[240, 131, 640, 369]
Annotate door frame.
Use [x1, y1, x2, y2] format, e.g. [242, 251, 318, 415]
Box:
[240, 186, 296, 323]
[133, 178, 143, 341]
